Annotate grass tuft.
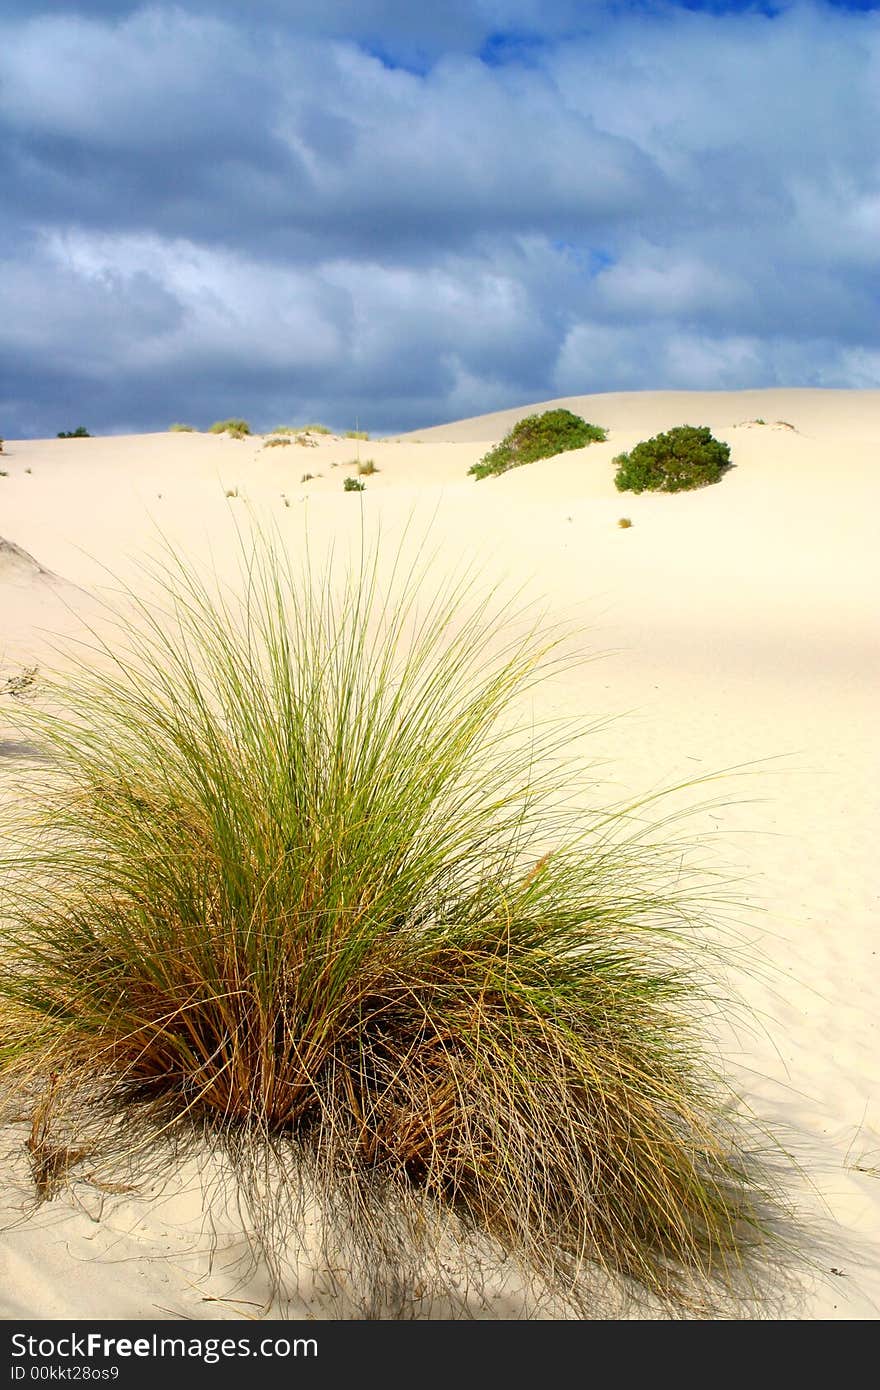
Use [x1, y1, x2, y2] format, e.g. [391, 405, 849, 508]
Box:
[209, 419, 251, 439]
[169, 424, 195, 433]
[0, 532, 792, 1317]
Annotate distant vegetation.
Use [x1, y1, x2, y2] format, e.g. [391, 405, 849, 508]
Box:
[613, 426, 731, 495]
[357, 460, 378, 476]
[209, 419, 251, 439]
[345, 430, 370, 440]
[263, 437, 292, 448]
[617, 517, 633, 528]
[57, 427, 91, 439]
[302, 423, 332, 435]
[469, 409, 607, 481]
[169, 423, 194, 432]
[343, 476, 365, 492]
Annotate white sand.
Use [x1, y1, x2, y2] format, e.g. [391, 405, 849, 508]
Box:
[1, 390, 878, 1319]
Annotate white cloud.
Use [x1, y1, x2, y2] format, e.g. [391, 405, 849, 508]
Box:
[1, 2, 879, 434]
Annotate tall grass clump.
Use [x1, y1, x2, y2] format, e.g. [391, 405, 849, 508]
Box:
[0, 532, 788, 1317]
[470, 409, 607, 481]
[169, 423, 195, 433]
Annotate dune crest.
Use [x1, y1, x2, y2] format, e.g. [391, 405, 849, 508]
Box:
[0, 536, 62, 587]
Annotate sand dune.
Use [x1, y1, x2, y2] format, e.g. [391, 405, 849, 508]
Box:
[0, 390, 878, 1319]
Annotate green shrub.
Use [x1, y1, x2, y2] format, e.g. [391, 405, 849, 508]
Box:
[469, 409, 607, 481]
[209, 419, 251, 438]
[169, 423, 194, 432]
[0, 533, 789, 1316]
[613, 426, 731, 494]
[345, 430, 370, 440]
[343, 476, 365, 492]
[57, 427, 91, 439]
[263, 437, 292, 448]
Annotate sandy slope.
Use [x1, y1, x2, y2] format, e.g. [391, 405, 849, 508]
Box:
[0, 390, 878, 1319]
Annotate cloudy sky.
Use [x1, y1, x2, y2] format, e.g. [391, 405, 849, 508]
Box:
[2, 1, 878, 437]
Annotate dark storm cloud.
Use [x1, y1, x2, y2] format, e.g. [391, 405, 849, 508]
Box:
[1, 2, 879, 437]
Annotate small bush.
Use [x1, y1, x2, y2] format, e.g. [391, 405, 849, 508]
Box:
[343, 476, 365, 492]
[2, 664, 38, 699]
[357, 460, 378, 476]
[209, 419, 251, 438]
[272, 426, 297, 435]
[0, 438, 4, 453]
[263, 437, 292, 449]
[225, 487, 239, 499]
[613, 426, 731, 495]
[302, 423, 332, 435]
[300, 473, 314, 483]
[470, 409, 607, 481]
[345, 430, 370, 440]
[0, 470, 6, 478]
[617, 517, 633, 529]
[169, 423, 194, 432]
[57, 427, 91, 439]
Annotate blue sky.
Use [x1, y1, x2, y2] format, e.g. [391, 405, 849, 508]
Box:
[2, 1, 878, 436]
